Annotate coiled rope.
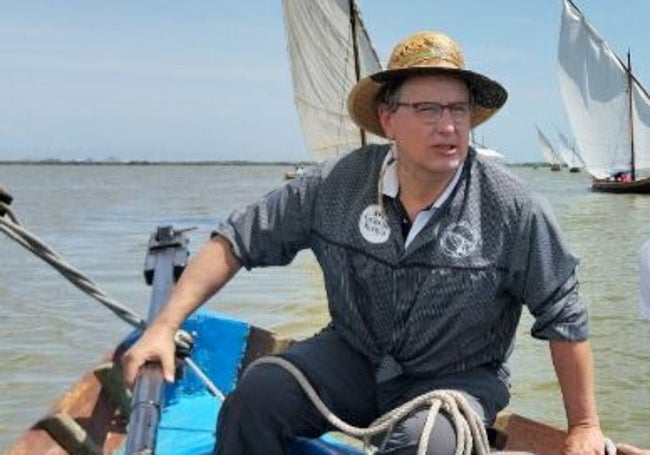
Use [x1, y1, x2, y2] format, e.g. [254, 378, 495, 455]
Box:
[245, 356, 490, 455]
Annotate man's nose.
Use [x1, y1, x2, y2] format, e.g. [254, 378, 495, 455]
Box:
[437, 107, 456, 131]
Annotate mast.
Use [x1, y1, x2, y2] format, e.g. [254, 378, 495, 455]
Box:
[349, 0, 367, 147]
[627, 50, 636, 181]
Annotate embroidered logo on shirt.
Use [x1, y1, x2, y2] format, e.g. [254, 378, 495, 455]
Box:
[359, 204, 390, 244]
[440, 221, 478, 258]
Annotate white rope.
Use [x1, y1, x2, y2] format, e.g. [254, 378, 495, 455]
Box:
[0, 204, 228, 400]
[605, 438, 617, 455]
[244, 356, 490, 455]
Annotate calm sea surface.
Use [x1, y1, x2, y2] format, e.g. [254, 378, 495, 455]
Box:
[1, 163, 649, 450]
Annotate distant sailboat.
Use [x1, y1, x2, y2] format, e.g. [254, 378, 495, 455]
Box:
[473, 144, 504, 161]
[557, 0, 650, 193]
[471, 134, 505, 161]
[536, 126, 562, 171]
[281, 0, 384, 167]
[557, 131, 584, 173]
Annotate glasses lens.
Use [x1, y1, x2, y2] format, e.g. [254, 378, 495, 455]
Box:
[398, 101, 471, 123]
[450, 102, 471, 120]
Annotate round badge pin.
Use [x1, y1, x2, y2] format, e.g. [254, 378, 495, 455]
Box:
[358, 204, 390, 244]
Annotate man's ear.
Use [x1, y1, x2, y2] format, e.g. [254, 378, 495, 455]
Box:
[378, 105, 394, 140]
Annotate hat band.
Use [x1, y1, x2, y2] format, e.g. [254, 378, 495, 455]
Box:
[394, 50, 462, 70]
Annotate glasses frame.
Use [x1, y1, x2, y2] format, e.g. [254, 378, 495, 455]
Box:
[394, 101, 473, 123]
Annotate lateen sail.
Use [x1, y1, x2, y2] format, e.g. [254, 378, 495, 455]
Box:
[536, 126, 561, 168]
[281, 0, 384, 161]
[632, 73, 650, 172]
[557, 0, 650, 179]
[557, 130, 584, 169]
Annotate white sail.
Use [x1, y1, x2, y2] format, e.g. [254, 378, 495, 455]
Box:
[557, 131, 584, 169]
[281, 0, 384, 161]
[632, 81, 650, 170]
[557, 0, 650, 179]
[536, 126, 561, 167]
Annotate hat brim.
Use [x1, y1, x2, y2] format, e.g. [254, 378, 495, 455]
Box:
[347, 67, 508, 138]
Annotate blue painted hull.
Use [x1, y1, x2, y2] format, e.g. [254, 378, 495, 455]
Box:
[120, 310, 363, 455]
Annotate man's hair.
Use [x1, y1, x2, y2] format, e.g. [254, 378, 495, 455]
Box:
[375, 75, 475, 113]
[375, 77, 406, 112]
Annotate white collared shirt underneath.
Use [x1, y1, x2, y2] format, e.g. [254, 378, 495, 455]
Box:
[380, 153, 463, 249]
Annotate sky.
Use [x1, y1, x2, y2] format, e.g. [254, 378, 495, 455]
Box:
[2, 0, 650, 164]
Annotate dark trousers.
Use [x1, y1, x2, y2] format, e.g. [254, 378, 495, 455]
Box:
[214, 328, 492, 455]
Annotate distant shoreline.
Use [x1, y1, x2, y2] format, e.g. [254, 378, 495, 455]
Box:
[0, 159, 546, 168]
[0, 159, 313, 166]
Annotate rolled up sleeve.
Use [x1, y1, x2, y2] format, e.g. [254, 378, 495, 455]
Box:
[528, 273, 588, 340]
[212, 169, 321, 270]
[510, 196, 589, 341]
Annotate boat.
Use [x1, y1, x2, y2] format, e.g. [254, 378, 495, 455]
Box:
[473, 144, 504, 161]
[281, 0, 385, 165]
[557, 131, 584, 173]
[536, 126, 562, 171]
[2, 311, 575, 455]
[284, 164, 307, 180]
[557, 0, 650, 193]
[0, 224, 575, 455]
[471, 134, 505, 162]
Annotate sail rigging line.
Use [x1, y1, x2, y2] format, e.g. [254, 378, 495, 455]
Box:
[608, 45, 650, 101]
[0, 203, 146, 329]
[350, 1, 382, 72]
[0, 201, 226, 399]
[627, 51, 636, 180]
[349, 0, 366, 147]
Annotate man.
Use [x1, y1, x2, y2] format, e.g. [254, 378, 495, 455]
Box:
[123, 31, 605, 455]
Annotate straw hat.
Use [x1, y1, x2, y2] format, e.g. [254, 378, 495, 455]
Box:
[347, 31, 507, 138]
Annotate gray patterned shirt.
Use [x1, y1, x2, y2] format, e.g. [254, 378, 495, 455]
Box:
[214, 144, 588, 393]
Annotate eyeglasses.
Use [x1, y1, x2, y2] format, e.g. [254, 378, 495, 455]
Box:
[395, 101, 472, 123]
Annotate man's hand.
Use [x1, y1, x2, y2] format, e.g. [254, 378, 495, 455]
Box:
[563, 425, 605, 455]
[121, 322, 178, 387]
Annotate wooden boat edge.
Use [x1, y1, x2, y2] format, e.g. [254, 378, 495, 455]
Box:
[2, 352, 128, 455]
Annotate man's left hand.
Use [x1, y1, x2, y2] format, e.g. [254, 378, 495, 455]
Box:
[563, 425, 606, 455]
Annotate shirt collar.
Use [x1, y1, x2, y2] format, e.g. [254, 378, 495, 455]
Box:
[380, 148, 465, 209]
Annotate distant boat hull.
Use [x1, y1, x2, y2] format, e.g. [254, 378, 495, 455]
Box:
[591, 177, 650, 193]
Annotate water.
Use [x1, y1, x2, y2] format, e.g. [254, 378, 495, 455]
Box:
[0, 163, 649, 450]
